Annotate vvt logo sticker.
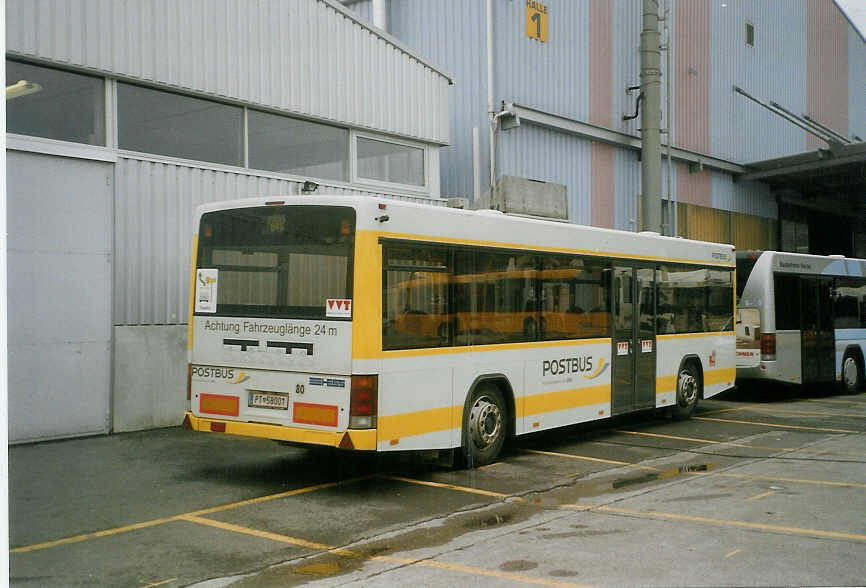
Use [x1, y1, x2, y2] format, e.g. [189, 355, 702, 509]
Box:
[326, 298, 352, 318]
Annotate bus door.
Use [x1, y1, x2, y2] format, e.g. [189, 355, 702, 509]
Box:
[612, 266, 656, 414]
[800, 276, 835, 382]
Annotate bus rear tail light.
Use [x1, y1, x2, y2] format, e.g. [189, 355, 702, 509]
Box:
[350, 375, 378, 429]
[760, 333, 776, 361]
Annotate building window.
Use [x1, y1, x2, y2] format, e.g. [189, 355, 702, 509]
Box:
[357, 136, 425, 187]
[745, 22, 755, 47]
[248, 110, 348, 181]
[6, 59, 106, 146]
[117, 83, 243, 166]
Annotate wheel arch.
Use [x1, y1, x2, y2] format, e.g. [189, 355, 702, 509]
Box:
[842, 344, 865, 384]
[464, 374, 516, 438]
[678, 354, 705, 399]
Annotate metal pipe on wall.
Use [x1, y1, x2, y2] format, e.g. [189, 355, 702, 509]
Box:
[487, 0, 496, 208]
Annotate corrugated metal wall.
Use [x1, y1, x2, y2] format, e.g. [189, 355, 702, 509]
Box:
[851, 29, 866, 139]
[495, 1, 590, 123]
[709, 0, 808, 162]
[807, 0, 849, 150]
[612, 0, 642, 137]
[5, 0, 451, 145]
[387, 0, 489, 199]
[114, 156, 441, 326]
[678, 202, 777, 251]
[614, 147, 641, 232]
[498, 125, 592, 225]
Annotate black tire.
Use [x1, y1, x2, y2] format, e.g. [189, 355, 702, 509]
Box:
[462, 384, 507, 468]
[672, 361, 701, 420]
[841, 353, 863, 395]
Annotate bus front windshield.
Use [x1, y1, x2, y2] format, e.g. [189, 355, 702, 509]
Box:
[196, 205, 355, 320]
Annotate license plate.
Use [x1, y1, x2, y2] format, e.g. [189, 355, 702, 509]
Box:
[248, 391, 289, 410]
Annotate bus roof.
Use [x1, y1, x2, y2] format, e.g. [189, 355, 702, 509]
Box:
[738, 250, 866, 278]
[195, 195, 736, 267]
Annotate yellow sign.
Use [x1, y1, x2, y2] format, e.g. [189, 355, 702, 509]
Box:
[526, 0, 548, 43]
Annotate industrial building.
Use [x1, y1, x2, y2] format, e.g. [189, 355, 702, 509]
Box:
[5, 0, 865, 442]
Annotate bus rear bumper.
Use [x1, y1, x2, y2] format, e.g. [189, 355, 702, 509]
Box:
[182, 412, 377, 450]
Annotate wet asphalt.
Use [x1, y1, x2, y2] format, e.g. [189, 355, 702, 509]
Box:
[9, 385, 866, 587]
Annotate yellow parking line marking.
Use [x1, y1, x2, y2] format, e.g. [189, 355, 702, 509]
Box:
[415, 558, 590, 587]
[141, 579, 177, 588]
[693, 416, 860, 434]
[740, 406, 866, 419]
[724, 549, 742, 559]
[690, 471, 866, 489]
[179, 515, 356, 556]
[806, 397, 866, 406]
[182, 515, 589, 587]
[617, 429, 752, 447]
[382, 475, 513, 498]
[616, 429, 866, 457]
[525, 449, 658, 470]
[745, 490, 775, 502]
[10, 477, 371, 554]
[533, 446, 866, 489]
[594, 505, 866, 542]
[10, 516, 180, 553]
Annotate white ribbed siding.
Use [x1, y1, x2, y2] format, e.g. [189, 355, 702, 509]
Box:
[496, 0, 590, 123]
[613, 147, 641, 232]
[850, 27, 866, 139]
[114, 156, 442, 326]
[709, 0, 808, 162]
[5, 0, 451, 145]
[613, 0, 642, 136]
[498, 125, 592, 225]
[711, 172, 777, 219]
[387, 0, 489, 199]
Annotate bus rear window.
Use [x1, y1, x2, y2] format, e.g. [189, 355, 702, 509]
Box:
[196, 205, 354, 319]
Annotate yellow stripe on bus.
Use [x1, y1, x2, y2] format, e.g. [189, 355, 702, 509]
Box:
[378, 405, 463, 442]
[187, 233, 199, 351]
[523, 385, 610, 416]
[656, 368, 735, 394]
[352, 231, 383, 360]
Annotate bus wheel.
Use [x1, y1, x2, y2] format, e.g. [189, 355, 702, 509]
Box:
[672, 362, 700, 420]
[463, 385, 506, 467]
[842, 353, 863, 394]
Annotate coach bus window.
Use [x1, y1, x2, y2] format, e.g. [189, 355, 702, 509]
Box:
[656, 266, 732, 334]
[196, 206, 354, 319]
[706, 269, 734, 331]
[540, 256, 610, 340]
[833, 277, 866, 329]
[774, 274, 801, 330]
[383, 244, 451, 350]
[468, 251, 538, 345]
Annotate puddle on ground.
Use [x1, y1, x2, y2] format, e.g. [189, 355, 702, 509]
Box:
[612, 464, 715, 489]
[226, 462, 717, 586]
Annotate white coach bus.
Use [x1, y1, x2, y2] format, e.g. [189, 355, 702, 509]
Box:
[736, 250, 866, 392]
[183, 196, 736, 466]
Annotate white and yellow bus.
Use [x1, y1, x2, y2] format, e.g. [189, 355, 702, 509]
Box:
[183, 196, 736, 466]
[736, 250, 866, 392]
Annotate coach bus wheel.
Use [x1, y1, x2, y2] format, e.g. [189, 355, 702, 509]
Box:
[672, 362, 700, 420]
[842, 353, 863, 394]
[463, 385, 506, 467]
